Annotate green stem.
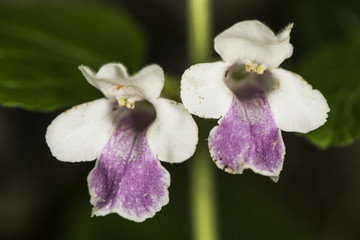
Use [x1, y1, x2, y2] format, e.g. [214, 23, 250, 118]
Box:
[188, 0, 218, 240]
[188, 0, 211, 63]
[190, 142, 218, 240]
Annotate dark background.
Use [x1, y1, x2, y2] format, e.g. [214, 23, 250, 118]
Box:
[1, 0, 360, 239]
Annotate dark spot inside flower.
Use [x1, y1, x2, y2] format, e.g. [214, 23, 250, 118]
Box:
[119, 110, 155, 132]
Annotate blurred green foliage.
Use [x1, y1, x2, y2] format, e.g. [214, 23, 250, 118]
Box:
[299, 35, 360, 148]
[0, 3, 146, 112]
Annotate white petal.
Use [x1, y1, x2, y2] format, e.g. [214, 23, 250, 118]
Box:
[180, 61, 233, 118]
[79, 64, 128, 100]
[264, 68, 330, 133]
[130, 64, 165, 100]
[147, 98, 198, 163]
[45, 98, 119, 162]
[214, 20, 294, 68]
[79, 63, 164, 101]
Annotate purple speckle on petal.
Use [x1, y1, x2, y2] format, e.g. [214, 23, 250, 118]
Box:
[209, 84, 285, 179]
[88, 110, 170, 222]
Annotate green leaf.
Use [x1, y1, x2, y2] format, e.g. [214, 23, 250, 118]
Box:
[298, 36, 360, 148]
[0, 3, 146, 112]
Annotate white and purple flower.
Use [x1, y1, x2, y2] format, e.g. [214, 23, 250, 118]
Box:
[181, 20, 329, 181]
[46, 63, 198, 222]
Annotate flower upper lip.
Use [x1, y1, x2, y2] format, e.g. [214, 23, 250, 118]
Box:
[78, 63, 165, 105]
[214, 20, 294, 69]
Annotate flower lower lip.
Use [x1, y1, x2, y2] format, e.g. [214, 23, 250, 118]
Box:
[88, 109, 170, 222]
[209, 85, 284, 180]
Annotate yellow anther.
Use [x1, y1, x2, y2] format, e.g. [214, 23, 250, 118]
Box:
[256, 66, 265, 74]
[117, 98, 135, 109]
[126, 102, 135, 109]
[118, 98, 126, 106]
[245, 63, 254, 72]
[245, 62, 266, 74]
[116, 85, 124, 90]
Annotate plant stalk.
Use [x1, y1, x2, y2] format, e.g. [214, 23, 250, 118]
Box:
[188, 0, 218, 240]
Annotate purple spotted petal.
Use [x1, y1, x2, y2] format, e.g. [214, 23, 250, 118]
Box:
[209, 84, 285, 180]
[88, 110, 170, 222]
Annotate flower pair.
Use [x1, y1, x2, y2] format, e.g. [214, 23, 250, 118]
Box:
[46, 20, 329, 222]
